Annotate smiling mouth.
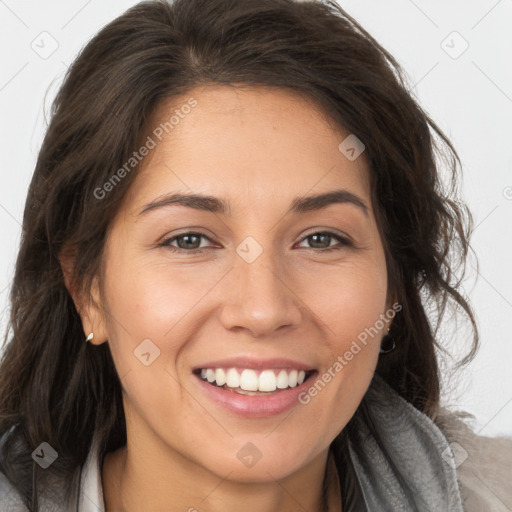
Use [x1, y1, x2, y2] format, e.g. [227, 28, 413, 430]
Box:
[193, 368, 316, 395]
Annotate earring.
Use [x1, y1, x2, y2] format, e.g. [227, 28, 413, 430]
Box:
[380, 328, 396, 354]
[85, 332, 94, 343]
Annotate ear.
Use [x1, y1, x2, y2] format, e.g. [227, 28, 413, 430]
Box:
[59, 247, 109, 346]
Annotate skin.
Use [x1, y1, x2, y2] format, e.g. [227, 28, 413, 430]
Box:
[64, 84, 395, 512]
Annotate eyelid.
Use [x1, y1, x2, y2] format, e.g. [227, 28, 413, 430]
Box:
[159, 228, 354, 253]
[295, 231, 353, 251]
[299, 227, 353, 243]
[159, 230, 215, 250]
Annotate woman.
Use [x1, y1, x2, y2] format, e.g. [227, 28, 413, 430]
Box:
[0, 0, 510, 510]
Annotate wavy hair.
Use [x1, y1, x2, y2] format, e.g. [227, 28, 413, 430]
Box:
[0, 0, 478, 509]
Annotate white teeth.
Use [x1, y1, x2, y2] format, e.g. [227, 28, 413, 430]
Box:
[240, 369, 259, 391]
[215, 368, 226, 386]
[206, 369, 216, 383]
[276, 369, 289, 389]
[198, 367, 310, 391]
[225, 368, 240, 388]
[258, 370, 277, 392]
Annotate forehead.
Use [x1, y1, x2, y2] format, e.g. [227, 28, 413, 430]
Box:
[123, 84, 371, 215]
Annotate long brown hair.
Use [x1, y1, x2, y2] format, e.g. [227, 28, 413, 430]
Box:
[0, 0, 478, 509]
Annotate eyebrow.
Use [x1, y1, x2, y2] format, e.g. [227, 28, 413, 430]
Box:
[138, 189, 369, 218]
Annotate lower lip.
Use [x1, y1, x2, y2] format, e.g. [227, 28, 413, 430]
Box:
[194, 372, 317, 418]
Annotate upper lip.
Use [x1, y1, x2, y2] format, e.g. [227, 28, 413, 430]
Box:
[192, 357, 315, 372]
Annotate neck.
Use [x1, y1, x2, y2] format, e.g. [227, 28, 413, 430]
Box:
[102, 442, 331, 512]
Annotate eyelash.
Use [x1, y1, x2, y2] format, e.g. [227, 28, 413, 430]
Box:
[159, 231, 353, 254]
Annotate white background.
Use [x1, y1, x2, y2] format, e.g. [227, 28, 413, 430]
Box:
[0, 0, 511, 436]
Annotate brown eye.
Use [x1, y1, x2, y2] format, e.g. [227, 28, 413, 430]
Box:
[160, 232, 214, 252]
[298, 231, 352, 251]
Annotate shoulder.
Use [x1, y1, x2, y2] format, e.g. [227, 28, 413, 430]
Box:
[0, 473, 30, 511]
[0, 429, 30, 511]
[0, 427, 80, 512]
[435, 406, 512, 512]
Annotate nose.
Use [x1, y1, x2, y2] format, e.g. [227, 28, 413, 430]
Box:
[219, 245, 303, 338]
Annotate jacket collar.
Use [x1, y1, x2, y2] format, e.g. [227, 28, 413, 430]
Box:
[78, 433, 105, 511]
[346, 373, 464, 511]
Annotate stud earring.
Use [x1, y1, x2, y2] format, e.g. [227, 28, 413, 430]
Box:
[379, 328, 396, 354]
[85, 332, 94, 343]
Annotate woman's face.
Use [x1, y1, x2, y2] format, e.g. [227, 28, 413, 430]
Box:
[89, 85, 392, 482]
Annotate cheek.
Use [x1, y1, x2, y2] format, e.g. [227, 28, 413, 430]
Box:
[100, 259, 196, 433]
[100, 255, 231, 414]
[311, 257, 388, 344]
[104, 256, 215, 341]
[98, 257, 181, 383]
[305, 259, 387, 407]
